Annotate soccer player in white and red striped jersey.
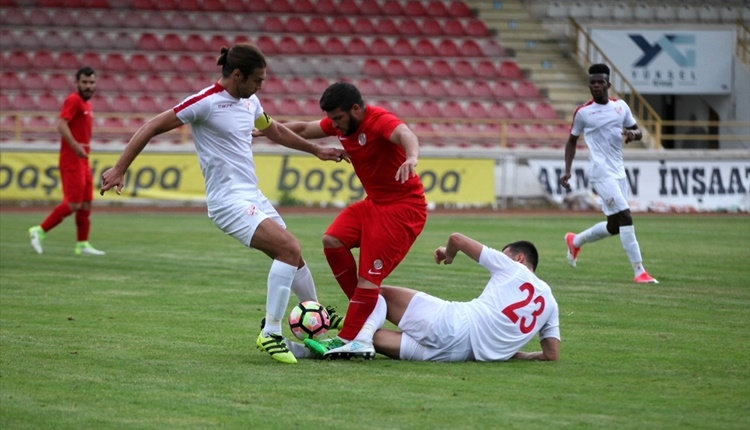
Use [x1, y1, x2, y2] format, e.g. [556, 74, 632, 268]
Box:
[99, 44, 349, 364]
[560, 63, 658, 284]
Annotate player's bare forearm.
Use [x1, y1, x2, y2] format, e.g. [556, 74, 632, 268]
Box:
[512, 338, 560, 361]
[446, 233, 483, 263]
[280, 120, 328, 140]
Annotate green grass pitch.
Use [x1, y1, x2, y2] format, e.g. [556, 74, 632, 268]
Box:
[1, 209, 748, 429]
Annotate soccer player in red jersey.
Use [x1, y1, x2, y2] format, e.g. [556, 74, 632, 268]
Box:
[284, 82, 428, 358]
[28, 66, 106, 256]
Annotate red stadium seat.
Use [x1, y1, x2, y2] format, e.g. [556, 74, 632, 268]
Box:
[88, 31, 116, 51]
[26, 9, 53, 27]
[442, 100, 466, 118]
[516, 80, 540, 98]
[398, 18, 422, 36]
[107, 95, 135, 113]
[426, 1, 450, 17]
[420, 100, 441, 118]
[255, 36, 278, 55]
[201, 0, 225, 12]
[392, 38, 415, 56]
[346, 37, 369, 56]
[423, 79, 448, 97]
[510, 101, 534, 119]
[352, 17, 377, 35]
[499, 61, 523, 79]
[401, 78, 425, 97]
[261, 76, 284, 95]
[449, 79, 472, 98]
[263, 16, 285, 33]
[113, 32, 138, 50]
[13, 93, 37, 111]
[0, 72, 22, 91]
[138, 33, 162, 51]
[35, 51, 56, 70]
[374, 18, 399, 36]
[128, 54, 152, 73]
[278, 36, 301, 55]
[359, 1, 382, 15]
[421, 18, 444, 36]
[465, 18, 490, 37]
[21, 72, 47, 92]
[101, 54, 128, 73]
[408, 60, 431, 78]
[465, 101, 489, 118]
[134, 95, 161, 113]
[380, 0, 405, 15]
[468, 80, 492, 99]
[285, 16, 306, 33]
[355, 77, 379, 96]
[323, 37, 346, 55]
[309, 76, 330, 93]
[307, 17, 330, 34]
[16, 29, 42, 50]
[65, 31, 90, 50]
[453, 60, 475, 79]
[207, 34, 231, 51]
[403, 0, 427, 16]
[0, 94, 12, 113]
[185, 34, 209, 52]
[95, 74, 119, 92]
[151, 54, 176, 73]
[314, 0, 337, 15]
[330, 17, 354, 35]
[57, 52, 81, 71]
[492, 81, 517, 100]
[120, 74, 147, 92]
[38, 92, 62, 111]
[448, 1, 473, 17]
[289, 0, 314, 14]
[338, 0, 360, 15]
[301, 37, 325, 55]
[7, 51, 32, 70]
[487, 101, 512, 119]
[285, 76, 309, 95]
[81, 53, 104, 71]
[378, 78, 401, 96]
[47, 73, 70, 92]
[534, 102, 558, 119]
[276, 98, 304, 116]
[457, 40, 482, 58]
[476, 60, 498, 79]
[267, 0, 293, 13]
[442, 20, 466, 37]
[413, 39, 437, 57]
[369, 38, 392, 56]
[430, 60, 453, 78]
[437, 39, 461, 57]
[383, 59, 409, 78]
[162, 34, 185, 51]
[394, 100, 419, 118]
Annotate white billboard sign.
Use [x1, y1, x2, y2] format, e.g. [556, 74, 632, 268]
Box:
[527, 158, 750, 212]
[589, 29, 733, 94]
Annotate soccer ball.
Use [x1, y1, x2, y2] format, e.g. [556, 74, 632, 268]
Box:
[288, 301, 330, 341]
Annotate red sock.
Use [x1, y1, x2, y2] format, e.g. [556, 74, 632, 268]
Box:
[338, 287, 380, 341]
[324, 247, 358, 299]
[40, 203, 73, 232]
[75, 209, 91, 242]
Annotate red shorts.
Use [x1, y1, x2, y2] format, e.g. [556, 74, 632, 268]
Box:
[325, 197, 427, 285]
[60, 159, 93, 204]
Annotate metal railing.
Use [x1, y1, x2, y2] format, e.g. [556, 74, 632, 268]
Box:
[738, 19, 749, 66]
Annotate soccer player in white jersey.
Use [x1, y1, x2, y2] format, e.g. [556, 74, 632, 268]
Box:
[297, 232, 560, 362]
[100, 44, 349, 364]
[559, 63, 658, 284]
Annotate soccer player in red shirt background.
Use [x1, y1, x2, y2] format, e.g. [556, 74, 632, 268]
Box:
[29, 66, 105, 256]
[284, 82, 428, 358]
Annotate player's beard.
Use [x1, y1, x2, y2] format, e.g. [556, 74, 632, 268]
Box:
[343, 116, 359, 136]
[79, 88, 95, 101]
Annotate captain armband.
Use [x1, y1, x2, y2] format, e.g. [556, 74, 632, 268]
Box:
[255, 112, 273, 131]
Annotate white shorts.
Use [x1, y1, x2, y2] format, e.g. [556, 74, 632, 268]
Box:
[398, 292, 473, 362]
[208, 195, 285, 247]
[592, 177, 630, 216]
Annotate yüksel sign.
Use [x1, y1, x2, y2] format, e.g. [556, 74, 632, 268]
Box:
[589, 29, 734, 94]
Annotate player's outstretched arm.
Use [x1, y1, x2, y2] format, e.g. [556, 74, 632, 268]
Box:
[100, 109, 183, 196]
[511, 338, 560, 361]
[262, 121, 348, 163]
[434, 233, 484, 265]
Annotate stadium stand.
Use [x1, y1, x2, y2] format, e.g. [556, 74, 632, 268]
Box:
[0, 0, 568, 148]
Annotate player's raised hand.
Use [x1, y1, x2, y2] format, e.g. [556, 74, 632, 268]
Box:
[434, 246, 453, 265]
[316, 146, 350, 163]
[99, 168, 124, 196]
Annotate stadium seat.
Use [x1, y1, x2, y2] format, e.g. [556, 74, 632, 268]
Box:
[134, 95, 161, 113]
[510, 102, 534, 119]
[591, 2, 612, 20]
[255, 36, 278, 55]
[375, 18, 399, 36]
[7, 51, 32, 70]
[676, 4, 698, 22]
[499, 61, 523, 80]
[546, 1, 567, 19]
[406, 59, 430, 78]
[309, 76, 330, 94]
[87, 31, 116, 51]
[207, 34, 231, 51]
[487, 101, 512, 119]
[57, 52, 82, 71]
[0, 9, 26, 27]
[264, 16, 285, 33]
[161, 33, 185, 51]
[285, 76, 309, 95]
[442, 20, 466, 37]
[398, 18, 422, 36]
[423, 79, 448, 97]
[401, 78, 425, 97]
[330, 17, 355, 35]
[392, 38, 415, 56]
[395, 100, 420, 118]
[354, 77, 378, 96]
[468, 80, 493, 99]
[95, 74, 119, 93]
[437, 39, 461, 57]
[185, 34, 209, 52]
[369, 38, 392, 56]
[278, 36, 301, 55]
[465, 18, 490, 38]
[475, 61, 498, 79]
[568, 1, 591, 20]
[378, 78, 401, 96]
[38, 92, 62, 110]
[414, 38, 438, 57]
[384, 59, 409, 78]
[338, 0, 360, 15]
[301, 37, 325, 55]
[516, 80, 540, 98]
[381, 0, 405, 16]
[150, 54, 175, 73]
[26, 9, 53, 27]
[534, 102, 558, 120]
[452, 60, 475, 79]
[323, 36, 346, 55]
[449, 79, 472, 98]
[358, 1, 382, 15]
[289, 0, 315, 13]
[313, 0, 337, 15]
[442, 100, 465, 118]
[697, 5, 720, 23]
[111, 32, 138, 50]
[138, 33, 162, 51]
[481, 39, 506, 57]
[0, 72, 21, 91]
[420, 100, 442, 118]
[459, 40, 484, 57]
[421, 18, 444, 36]
[284, 16, 306, 33]
[275, 98, 303, 116]
[21, 72, 47, 92]
[448, 1, 472, 17]
[120, 74, 147, 92]
[655, 5, 677, 22]
[346, 37, 369, 56]
[107, 95, 135, 113]
[352, 17, 377, 35]
[307, 17, 330, 34]
[633, 3, 656, 22]
[13, 93, 37, 111]
[430, 60, 453, 79]
[403, 0, 427, 16]
[492, 80, 518, 99]
[129, 54, 153, 73]
[465, 101, 488, 118]
[64, 31, 91, 51]
[34, 51, 56, 70]
[46, 73, 70, 92]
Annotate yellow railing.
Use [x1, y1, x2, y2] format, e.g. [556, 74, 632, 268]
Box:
[738, 19, 749, 66]
[568, 18, 663, 149]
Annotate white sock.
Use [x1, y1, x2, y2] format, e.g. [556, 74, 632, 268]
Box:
[264, 260, 297, 337]
[619, 225, 645, 276]
[574, 221, 611, 248]
[354, 295, 387, 344]
[291, 263, 317, 302]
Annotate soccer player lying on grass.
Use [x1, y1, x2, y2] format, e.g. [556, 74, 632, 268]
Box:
[291, 233, 560, 362]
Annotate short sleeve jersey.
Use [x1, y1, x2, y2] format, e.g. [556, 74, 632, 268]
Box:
[570, 98, 636, 181]
[59, 92, 92, 166]
[174, 83, 268, 209]
[320, 105, 425, 204]
[454, 246, 561, 362]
